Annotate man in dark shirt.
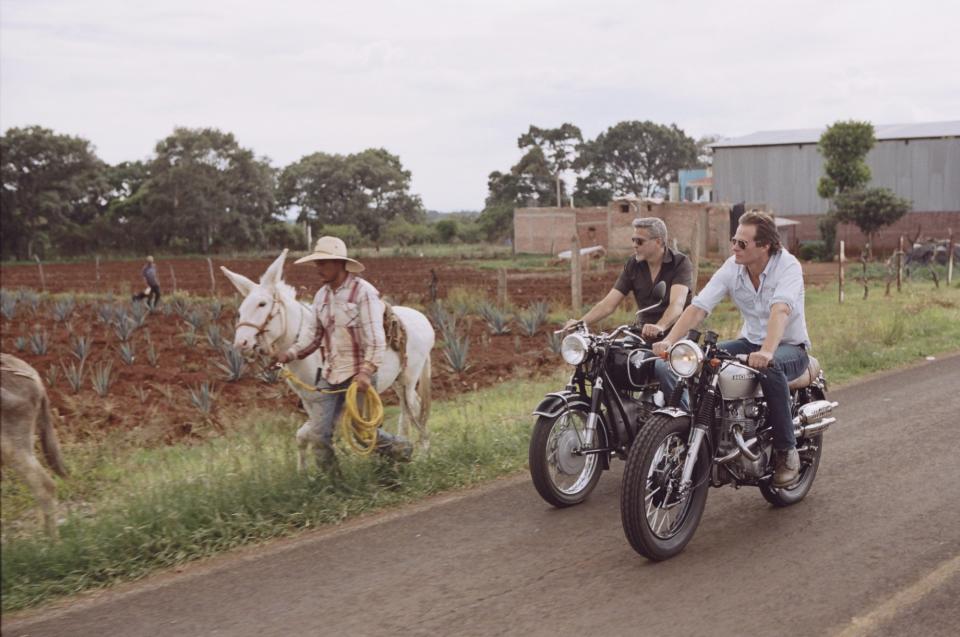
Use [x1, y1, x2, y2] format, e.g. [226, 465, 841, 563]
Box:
[564, 217, 694, 338]
[132, 256, 161, 308]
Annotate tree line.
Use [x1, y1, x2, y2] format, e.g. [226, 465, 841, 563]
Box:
[476, 121, 714, 241]
[1, 121, 709, 260]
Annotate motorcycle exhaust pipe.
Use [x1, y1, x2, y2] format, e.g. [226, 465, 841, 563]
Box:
[795, 416, 836, 439]
[717, 402, 839, 465]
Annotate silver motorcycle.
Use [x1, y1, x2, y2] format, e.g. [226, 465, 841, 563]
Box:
[620, 329, 838, 560]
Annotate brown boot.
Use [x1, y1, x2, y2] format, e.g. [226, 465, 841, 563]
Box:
[772, 447, 800, 487]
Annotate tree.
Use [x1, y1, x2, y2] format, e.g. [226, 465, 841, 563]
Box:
[517, 124, 582, 207]
[833, 188, 911, 258]
[816, 120, 878, 260]
[1, 126, 107, 259]
[574, 121, 697, 201]
[817, 120, 875, 200]
[278, 148, 423, 243]
[695, 134, 722, 167]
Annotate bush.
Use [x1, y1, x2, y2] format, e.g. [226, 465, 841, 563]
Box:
[316, 223, 363, 248]
[263, 220, 307, 251]
[798, 241, 827, 262]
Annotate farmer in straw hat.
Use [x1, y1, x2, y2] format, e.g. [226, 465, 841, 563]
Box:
[275, 236, 413, 475]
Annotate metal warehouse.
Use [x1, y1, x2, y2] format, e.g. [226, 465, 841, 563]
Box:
[711, 121, 960, 250]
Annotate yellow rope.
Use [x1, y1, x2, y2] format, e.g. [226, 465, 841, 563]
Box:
[280, 367, 384, 456]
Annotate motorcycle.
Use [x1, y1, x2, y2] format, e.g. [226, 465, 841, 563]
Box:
[619, 329, 838, 560]
[529, 282, 667, 507]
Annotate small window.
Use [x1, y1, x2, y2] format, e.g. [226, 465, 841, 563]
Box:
[646, 204, 652, 212]
[620, 203, 630, 213]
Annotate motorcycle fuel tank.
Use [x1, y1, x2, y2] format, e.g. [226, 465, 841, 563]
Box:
[717, 361, 763, 399]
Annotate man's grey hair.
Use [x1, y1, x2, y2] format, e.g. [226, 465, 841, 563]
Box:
[631, 217, 667, 241]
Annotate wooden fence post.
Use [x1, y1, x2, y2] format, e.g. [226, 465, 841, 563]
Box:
[169, 265, 178, 293]
[897, 236, 903, 292]
[33, 255, 46, 293]
[689, 215, 702, 295]
[838, 241, 845, 304]
[207, 257, 216, 296]
[948, 228, 955, 286]
[497, 268, 508, 307]
[570, 234, 582, 316]
[95, 255, 101, 291]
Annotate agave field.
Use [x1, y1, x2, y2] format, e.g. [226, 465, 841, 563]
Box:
[0, 286, 564, 446]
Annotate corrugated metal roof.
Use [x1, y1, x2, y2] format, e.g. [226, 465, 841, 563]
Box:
[711, 121, 960, 148]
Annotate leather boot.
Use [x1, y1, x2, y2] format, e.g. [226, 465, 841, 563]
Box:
[772, 447, 800, 487]
[315, 441, 342, 480]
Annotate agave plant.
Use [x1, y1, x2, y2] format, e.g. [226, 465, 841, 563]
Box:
[442, 332, 471, 373]
[205, 323, 225, 349]
[181, 328, 198, 347]
[172, 297, 190, 319]
[118, 342, 136, 365]
[1, 291, 18, 320]
[14, 336, 27, 352]
[29, 329, 49, 355]
[20, 290, 41, 316]
[51, 298, 76, 322]
[478, 302, 511, 335]
[209, 300, 224, 321]
[188, 382, 217, 416]
[113, 316, 137, 342]
[44, 364, 61, 388]
[515, 301, 550, 337]
[546, 330, 563, 355]
[427, 302, 453, 336]
[216, 344, 247, 381]
[90, 360, 114, 397]
[61, 360, 86, 393]
[69, 334, 94, 364]
[182, 309, 205, 332]
[130, 300, 150, 327]
[144, 331, 159, 366]
[257, 364, 282, 384]
[97, 303, 116, 324]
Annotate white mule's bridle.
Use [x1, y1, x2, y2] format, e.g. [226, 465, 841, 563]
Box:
[235, 293, 307, 356]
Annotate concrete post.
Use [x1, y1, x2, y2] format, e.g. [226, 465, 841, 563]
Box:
[570, 234, 582, 316]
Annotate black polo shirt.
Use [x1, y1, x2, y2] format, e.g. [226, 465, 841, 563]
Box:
[613, 247, 694, 324]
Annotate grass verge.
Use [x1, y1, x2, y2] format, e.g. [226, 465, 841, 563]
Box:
[2, 281, 959, 611]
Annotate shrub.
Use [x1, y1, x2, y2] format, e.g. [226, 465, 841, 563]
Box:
[69, 334, 94, 364]
[478, 302, 511, 335]
[0, 290, 17, 320]
[61, 360, 85, 393]
[515, 301, 549, 336]
[119, 342, 136, 365]
[798, 241, 827, 262]
[90, 361, 114, 397]
[443, 332, 471, 373]
[28, 330, 49, 355]
[51, 298, 76, 322]
[113, 316, 137, 342]
[216, 345, 247, 381]
[188, 382, 217, 416]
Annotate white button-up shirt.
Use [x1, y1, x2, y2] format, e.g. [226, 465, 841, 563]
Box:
[692, 249, 811, 349]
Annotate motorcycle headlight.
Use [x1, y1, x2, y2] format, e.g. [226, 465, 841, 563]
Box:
[560, 333, 589, 366]
[668, 339, 703, 378]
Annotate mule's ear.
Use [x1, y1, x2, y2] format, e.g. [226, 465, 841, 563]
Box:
[220, 266, 256, 296]
[260, 249, 289, 289]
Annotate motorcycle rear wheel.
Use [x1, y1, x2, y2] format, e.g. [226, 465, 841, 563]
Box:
[620, 413, 709, 560]
[529, 409, 603, 507]
[759, 433, 823, 507]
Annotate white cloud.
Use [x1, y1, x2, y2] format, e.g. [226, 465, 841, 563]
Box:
[2, 0, 958, 210]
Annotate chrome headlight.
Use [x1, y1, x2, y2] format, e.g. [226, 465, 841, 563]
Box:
[560, 333, 589, 366]
[668, 339, 704, 378]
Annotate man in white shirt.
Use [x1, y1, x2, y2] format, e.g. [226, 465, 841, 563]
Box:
[653, 211, 810, 486]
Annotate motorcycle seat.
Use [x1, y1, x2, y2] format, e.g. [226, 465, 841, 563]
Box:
[788, 356, 821, 390]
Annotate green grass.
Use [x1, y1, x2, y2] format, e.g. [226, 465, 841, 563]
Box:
[2, 280, 959, 612]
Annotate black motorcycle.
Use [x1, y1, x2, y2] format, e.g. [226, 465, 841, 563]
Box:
[529, 282, 667, 507]
[619, 329, 838, 560]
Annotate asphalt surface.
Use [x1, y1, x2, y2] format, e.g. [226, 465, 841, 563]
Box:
[4, 354, 959, 637]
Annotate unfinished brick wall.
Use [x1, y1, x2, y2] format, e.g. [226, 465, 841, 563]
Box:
[790, 211, 960, 254]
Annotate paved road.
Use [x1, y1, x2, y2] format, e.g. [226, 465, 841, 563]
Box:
[5, 355, 959, 637]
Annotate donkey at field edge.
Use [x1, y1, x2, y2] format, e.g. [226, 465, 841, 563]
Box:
[221, 250, 436, 467]
[1, 353, 68, 539]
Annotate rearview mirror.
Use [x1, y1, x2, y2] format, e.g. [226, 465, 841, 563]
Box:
[651, 281, 667, 303]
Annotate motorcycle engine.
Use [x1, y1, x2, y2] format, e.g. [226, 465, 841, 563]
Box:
[715, 399, 769, 482]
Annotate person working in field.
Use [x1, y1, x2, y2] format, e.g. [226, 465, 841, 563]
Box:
[275, 236, 413, 475]
[132, 255, 161, 308]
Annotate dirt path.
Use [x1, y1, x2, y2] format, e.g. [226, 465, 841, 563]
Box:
[5, 354, 959, 636]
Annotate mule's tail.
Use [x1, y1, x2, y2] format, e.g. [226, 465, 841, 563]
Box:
[39, 393, 68, 477]
[416, 355, 431, 428]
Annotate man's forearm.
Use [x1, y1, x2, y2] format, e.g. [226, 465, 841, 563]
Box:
[760, 305, 790, 354]
[663, 306, 707, 344]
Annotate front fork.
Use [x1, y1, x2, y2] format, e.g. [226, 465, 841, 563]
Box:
[582, 376, 604, 447]
[679, 374, 719, 493]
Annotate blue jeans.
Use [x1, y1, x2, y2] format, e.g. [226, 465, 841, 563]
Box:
[654, 359, 689, 410]
[297, 374, 406, 452]
[719, 339, 808, 451]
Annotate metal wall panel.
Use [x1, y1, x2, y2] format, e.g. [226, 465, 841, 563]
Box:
[714, 138, 960, 215]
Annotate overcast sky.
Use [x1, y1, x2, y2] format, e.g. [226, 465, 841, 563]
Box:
[2, 0, 958, 211]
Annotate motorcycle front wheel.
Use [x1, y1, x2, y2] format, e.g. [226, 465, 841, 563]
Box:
[620, 413, 710, 561]
[529, 409, 603, 507]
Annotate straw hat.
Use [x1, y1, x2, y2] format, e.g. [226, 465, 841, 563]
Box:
[293, 236, 365, 272]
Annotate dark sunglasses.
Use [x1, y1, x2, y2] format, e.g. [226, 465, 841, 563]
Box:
[730, 238, 752, 250]
[631, 237, 651, 246]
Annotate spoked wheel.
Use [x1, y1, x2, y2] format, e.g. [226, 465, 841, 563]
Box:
[620, 413, 709, 560]
[760, 433, 823, 507]
[529, 409, 603, 507]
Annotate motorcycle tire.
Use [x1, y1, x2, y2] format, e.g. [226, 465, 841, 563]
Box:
[759, 432, 823, 507]
[529, 409, 603, 508]
[620, 413, 710, 561]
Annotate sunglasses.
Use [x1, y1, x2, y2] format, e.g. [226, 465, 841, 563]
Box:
[631, 237, 652, 246]
[730, 238, 752, 250]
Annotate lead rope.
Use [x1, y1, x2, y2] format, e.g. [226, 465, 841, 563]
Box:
[279, 368, 384, 456]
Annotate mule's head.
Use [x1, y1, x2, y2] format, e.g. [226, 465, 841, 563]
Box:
[221, 250, 290, 356]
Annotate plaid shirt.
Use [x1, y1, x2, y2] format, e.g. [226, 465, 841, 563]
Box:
[288, 274, 386, 384]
